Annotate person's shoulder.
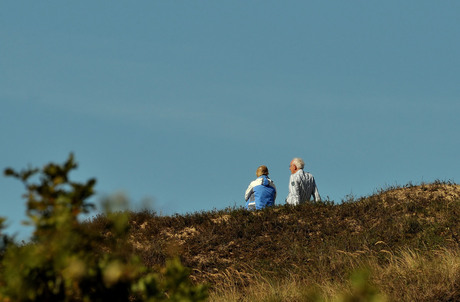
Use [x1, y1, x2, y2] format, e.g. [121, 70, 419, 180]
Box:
[249, 177, 263, 187]
[293, 170, 303, 177]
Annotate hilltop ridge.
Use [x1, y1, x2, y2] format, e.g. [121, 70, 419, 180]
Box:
[90, 182, 460, 301]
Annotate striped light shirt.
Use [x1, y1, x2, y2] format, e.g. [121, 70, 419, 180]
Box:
[285, 170, 320, 205]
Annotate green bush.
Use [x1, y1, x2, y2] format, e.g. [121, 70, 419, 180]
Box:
[0, 154, 207, 302]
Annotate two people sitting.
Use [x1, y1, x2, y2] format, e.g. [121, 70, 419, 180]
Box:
[244, 157, 321, 210]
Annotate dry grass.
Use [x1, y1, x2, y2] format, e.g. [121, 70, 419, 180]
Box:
[207, 247, 460, 302]
[377, 247, 460, 301]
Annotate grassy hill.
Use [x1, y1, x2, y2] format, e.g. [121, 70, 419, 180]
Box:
[89, 181, 460, 301]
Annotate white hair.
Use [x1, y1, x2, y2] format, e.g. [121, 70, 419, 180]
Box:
[291, 157, 305, 169]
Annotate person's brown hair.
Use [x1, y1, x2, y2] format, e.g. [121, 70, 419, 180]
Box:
[256, 165, 269, 177]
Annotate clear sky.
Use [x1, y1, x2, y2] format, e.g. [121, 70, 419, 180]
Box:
[1, 1, 459, 241]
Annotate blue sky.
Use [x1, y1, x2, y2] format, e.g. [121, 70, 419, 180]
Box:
[1, 1, 459, 241]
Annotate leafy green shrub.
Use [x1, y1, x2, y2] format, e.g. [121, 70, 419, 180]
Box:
[0, 154, 207, 301]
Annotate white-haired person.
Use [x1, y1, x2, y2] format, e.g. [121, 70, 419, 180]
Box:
[244, 165, 277, 210]
[285, 157, 320, 205]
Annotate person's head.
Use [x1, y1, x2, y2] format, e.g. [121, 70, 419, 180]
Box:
[256, 165, 269, 177]
[289, 157, 304, 174]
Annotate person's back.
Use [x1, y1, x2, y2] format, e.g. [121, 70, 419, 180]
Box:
[245, 166, 277, 210]
[286, 170, 320, 205]
[285, 158, 320, 205]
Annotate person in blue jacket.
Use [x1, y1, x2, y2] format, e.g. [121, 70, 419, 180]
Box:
[244, 165, 277, 210]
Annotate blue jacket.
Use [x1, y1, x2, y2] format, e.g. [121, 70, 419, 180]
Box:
[244, 175, 277, 210]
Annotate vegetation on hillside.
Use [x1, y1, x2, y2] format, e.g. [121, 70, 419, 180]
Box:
[91, 182, 460, 301]
[1, 155, 459, 301]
